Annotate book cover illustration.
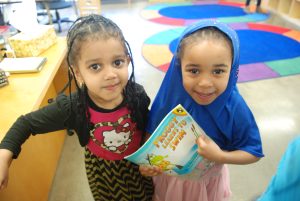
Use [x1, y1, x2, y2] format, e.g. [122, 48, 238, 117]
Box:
[125, 104, 214, 175]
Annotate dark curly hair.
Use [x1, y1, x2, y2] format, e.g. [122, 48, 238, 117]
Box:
[62, 14, 147, 133]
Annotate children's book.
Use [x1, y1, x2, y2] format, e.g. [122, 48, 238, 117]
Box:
[125, 104, 214, 176]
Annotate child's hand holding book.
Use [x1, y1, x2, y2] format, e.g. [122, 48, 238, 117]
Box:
[196, 135, 223, 163]
[139, 165, 163, 177]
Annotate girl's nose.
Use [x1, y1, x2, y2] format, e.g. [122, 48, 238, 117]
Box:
[104, 66, 117, 80]
[197, 75, 213, 87]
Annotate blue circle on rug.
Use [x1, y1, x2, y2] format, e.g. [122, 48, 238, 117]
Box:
[159, 5, 246, 19]
[169, 30, 300, 64]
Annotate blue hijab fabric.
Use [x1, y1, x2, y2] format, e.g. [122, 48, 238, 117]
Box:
[258, 136, 300, 200]
[146, 20, 264, 157]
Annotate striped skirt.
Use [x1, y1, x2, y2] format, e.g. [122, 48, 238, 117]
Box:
[85, 148, 154, 201]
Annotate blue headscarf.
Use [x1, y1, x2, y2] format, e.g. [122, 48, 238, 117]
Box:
[257, 136, 300, 201]
[146, 20, 264, 157]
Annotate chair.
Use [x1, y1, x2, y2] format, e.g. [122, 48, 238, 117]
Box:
[76, 0, 101, 16]
[36, 0, 75, 33]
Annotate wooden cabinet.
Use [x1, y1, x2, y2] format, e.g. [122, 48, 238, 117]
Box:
[289, 0, 300, 18]
[268, 0, 300, 19]
[0, 37, 68, 201]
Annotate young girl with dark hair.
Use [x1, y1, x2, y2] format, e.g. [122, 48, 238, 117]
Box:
[0, 14, 153, 201]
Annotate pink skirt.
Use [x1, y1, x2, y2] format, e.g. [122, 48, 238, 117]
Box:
[153, 164, 231, 201]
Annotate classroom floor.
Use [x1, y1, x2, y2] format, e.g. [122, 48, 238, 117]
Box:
[48, 1, 300, 201]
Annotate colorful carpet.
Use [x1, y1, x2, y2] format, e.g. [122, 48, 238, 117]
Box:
[141, 0, 270, 26]
[142, 23, 300, 83]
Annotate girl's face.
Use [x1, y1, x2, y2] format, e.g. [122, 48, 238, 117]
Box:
[181, 39, 232, 105]
[74, 37, 130, 109]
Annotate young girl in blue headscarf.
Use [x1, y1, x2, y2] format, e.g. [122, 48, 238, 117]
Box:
[140, 20, 264, 201]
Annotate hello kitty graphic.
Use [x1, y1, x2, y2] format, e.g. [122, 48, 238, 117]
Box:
[90, 114, 135, 154]
[102, 122, 131, 152]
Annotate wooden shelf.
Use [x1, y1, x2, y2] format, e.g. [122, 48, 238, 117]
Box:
[0, 37, 68, 201]
[268, 0, 300, 19]
[289, 0, 300, 18]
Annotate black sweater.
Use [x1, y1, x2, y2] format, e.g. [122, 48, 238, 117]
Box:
[0, 84, 150, 159]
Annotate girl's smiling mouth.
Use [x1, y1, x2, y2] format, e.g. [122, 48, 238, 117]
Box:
[104, 82, 120, 90]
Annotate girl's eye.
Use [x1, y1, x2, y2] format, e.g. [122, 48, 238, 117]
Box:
[213, 69, 225, 75]
[188, 69, 199, 74]
[89, 63, 101, 71]
[114, 59, 125, 68]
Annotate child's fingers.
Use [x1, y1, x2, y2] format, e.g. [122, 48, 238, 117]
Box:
[152, 166, 163, 173]
[139, 165, 151, 174]
[148, 168, 160, 176]
[196, 135, 208, 155]
[139, 165, 147, 171]
[0, 179, 8, 191]
[196, 137, 202, 154]
[139, 165, 162, 176]
[197, 135, 210, 145]
[196, 135, 205, 146]
[200, 134, 208, 141]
